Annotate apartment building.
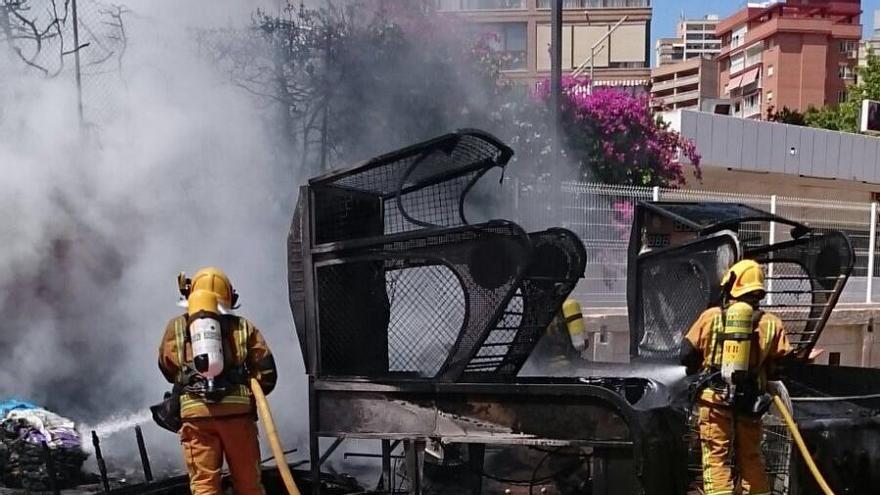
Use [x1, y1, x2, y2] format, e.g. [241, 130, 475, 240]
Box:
[650, 57, 719, 114]
[655, 37, 684, 66]
[859, 9, 880, 68]
[437, 0, 652, 89]
[654, 15, 720, 67]
[716, 0, 861, 120]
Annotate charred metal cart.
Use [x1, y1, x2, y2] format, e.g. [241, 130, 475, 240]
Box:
[288, 130, 880, 494]
[287, 130, 692, 494]
[627, 201, 880, 495]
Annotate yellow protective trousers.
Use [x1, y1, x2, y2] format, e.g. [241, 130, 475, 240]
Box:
[180, 415, 265, 495]
[698, 404, 771, 495]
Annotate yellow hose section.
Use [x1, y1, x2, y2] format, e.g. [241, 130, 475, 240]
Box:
[772, 394, 835, 495]
[250, 378, 302, 495]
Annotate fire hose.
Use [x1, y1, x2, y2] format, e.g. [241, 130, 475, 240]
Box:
[771, 394, 835, 495]
[250, 378, 302, 495]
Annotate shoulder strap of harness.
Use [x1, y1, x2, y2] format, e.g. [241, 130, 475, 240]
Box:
[173, 317, 189, 385]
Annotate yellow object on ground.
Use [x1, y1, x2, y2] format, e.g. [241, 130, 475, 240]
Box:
[180, 415, 264, 495]
[772, 395, 836, 495]
[697, 404, 771, 495]
[561, 298, 587, 352]
[251, 378, 301, 495]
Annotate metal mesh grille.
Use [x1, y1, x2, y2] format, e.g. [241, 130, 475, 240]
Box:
[316, 262, 390, 376]
[387, 265, 465, 376]
[463, 228, 587, 378]
[326, 133, 505, 196]
[749, 231, 853, 356]
[384, 171, 479, 234]
[634, 234, 738, 359]
[686, 407, 793, 495]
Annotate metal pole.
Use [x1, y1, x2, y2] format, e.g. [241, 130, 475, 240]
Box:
[867, 202, 877, 304]
[71, 0, 83, 125]
[768, 195, 777, 306]
[134, 426, 153, 483]
[550, 0, 563, 168]
[91, 431, 110, 493]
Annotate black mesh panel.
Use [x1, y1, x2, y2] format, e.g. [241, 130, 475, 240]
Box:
[316, 261, 390, 376]
[748, 231, 853, 357]
[633, 233, 739, 360]
[387, 265, 465, 376]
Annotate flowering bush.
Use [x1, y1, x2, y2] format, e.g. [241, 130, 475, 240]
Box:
[532, 76, 701, 187]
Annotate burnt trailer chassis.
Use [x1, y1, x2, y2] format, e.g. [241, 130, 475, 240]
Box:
[287, 129, 880, 494]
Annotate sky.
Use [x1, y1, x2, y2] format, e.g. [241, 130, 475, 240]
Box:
[652, 0, 880, 64]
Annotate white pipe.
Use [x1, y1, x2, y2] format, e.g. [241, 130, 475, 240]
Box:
[867, 202, 877, 304]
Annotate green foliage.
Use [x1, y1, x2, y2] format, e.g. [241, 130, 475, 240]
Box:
[805, 49, 880, 133]
[766, 106, 806, 126]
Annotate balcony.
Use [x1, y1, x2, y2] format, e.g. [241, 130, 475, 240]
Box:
[651, 79, 676, 92]
[438, 0, 526, 11]
[537, 0, 650, 8]
[667, 89, 700, 105]
[674, 74, 700, 86]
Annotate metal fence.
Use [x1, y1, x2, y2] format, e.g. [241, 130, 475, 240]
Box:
[506, 180, 880, 308]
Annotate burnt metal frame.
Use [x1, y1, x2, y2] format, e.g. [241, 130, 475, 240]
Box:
[627, 201, 854, 361]
[306, 378, 664, 494]
[746, 231, 854, 359]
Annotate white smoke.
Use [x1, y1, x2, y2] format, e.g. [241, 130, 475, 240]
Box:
[0, 0, 307, 475]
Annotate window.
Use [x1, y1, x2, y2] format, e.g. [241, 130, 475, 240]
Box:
[537, 0, 650, 7]
[767, 91, 774, 102]
[731, 53, 745, 73]
[744, 43, 763, 67]
[731, 25, 747, 49]
[744, 92, 761, 115]
[840, 40, 858, 53]
[838, 65, 855, 79]
[482, 23, 527, 70]
[838, 90, 848, 104]
[767, 65, 774, 77]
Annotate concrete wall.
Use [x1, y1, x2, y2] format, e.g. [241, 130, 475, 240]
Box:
[676, 110, 880, 187]
[581, 305, 880, 368]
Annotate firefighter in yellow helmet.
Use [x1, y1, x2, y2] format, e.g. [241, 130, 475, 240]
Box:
[680, 259, 792, 495]
[156, 267, 278, 495]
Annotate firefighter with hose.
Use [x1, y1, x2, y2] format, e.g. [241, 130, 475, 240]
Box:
[150, 267, 300, 495]
[680, 259, 792, 495]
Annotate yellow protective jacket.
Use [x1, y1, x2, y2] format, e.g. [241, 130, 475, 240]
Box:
[684, 307, 792, 406]
[158, 314, 277, 419]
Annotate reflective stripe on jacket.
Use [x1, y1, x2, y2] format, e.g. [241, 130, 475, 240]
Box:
[684, 307, 791, 406]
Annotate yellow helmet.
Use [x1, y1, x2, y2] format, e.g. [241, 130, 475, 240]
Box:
[187, 289, 220, 317]
[189, 267, 238, 309]
[721, 259, 765, 299]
